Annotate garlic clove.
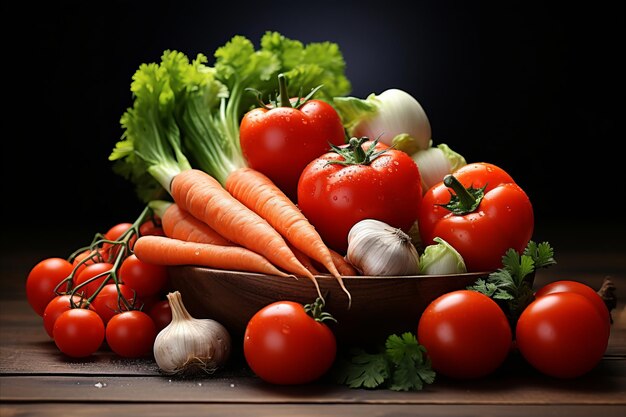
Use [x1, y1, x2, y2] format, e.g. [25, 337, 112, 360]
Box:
[346, 219, 420, 276]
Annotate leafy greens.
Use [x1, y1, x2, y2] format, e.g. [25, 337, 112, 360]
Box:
[110, 32, 351, 201]
[469, 240, 556, 323]
[334, 332, 436, 391]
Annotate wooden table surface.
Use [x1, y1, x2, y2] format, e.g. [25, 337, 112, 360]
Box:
[1, 247, 625, 417]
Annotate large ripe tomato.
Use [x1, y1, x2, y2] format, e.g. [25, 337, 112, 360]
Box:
[516, 292, 610, 378]
[535, 280, 610, 326]
[418, 162, 534, 272]
[417, 290, 512, 379]
[26, 257, 74, 316]
[243, 300, 337, 385]
[53, 308, 105, 358]
[240, 74, 346, 202]
[297, 137, 422, 254]
[119, 254, 168, 298]
[106, 310, 156, 358]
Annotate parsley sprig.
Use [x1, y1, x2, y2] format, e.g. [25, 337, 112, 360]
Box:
[469, 240, 556, 325]
[333, 332, 435, 391]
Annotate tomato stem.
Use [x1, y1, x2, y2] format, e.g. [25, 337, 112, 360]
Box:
[325, 137, 388, 167]
[277, 73, 292, 108]
[304, 297, 337, 323]
[441, 174, 485, 215]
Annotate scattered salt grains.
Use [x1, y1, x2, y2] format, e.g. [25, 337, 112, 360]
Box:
[230, 383, 235, 388]
[94, 382, 106, 388]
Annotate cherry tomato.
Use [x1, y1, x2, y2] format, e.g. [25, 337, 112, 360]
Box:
[102, 222, 137, 255]
[43, 294, 91, 338]
[535, 280, 610, 326]
[243, 300, 337, 385]
[418, 162, 534, 272]
[149, 300, 172, 332]
[240, 74, 346, 202]
[106, 310, 156, 358]
[297, 138, 422, 254]
[53, 309, 105, 358]
[139, 218, 164, 237]
[74, 262, 114, 298]
[72, 249, 105, 277]
[26, 257, 74, 316]
[417, 290, 512, 379]
[119, 254, 168, 298]
[91, 283, 139, 325]
[516, 292, 610, 378]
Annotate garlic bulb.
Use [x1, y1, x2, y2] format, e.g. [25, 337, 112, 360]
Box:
[346, 219, 420, 276]
[153, 291, 231, 375]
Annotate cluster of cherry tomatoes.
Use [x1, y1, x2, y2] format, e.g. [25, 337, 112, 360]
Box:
[25, 219, 172, 358]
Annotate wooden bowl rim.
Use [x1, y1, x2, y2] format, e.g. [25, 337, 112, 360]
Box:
[171, 265, 492, 281]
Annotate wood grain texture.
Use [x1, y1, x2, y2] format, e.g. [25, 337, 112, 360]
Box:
[1, 250, 625, 417]
[2, 404, 626, 417]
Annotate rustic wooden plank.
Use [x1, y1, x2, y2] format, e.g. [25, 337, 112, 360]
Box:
[2, 403, 626, 417]
[1, 358, 625, 405]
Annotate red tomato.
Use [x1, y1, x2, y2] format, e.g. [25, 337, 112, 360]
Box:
[106, 310, 156, 358]
[74, 262, 114, 298]
[102, 222, 137, 255]
[43, 294, 91, 338]
[119, 254, 168, 298]
[418, 162, 534, 272]
[516, 292, 610, 378]
[534, 280, 610, 326]
[297, 138, 422, 254]
[417, 290, 512, 379]
[91, 283, 140, 325]
[139, 218, 164, 237]
[53, 308, 105, 358]
[149, 300, 172, 332]
[243, 300, 337, 385]
[26, 258, 74, 316]
[240, 75, 346, 202]
[72, 249, 105, 277]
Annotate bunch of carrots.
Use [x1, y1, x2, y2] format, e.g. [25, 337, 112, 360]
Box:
[110, 48, 356, 304]
[133, 172, 357, 304]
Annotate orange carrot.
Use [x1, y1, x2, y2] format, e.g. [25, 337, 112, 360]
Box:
[329, 249, 359, 277]
[226, 167, 351, 305]
[151, 200, 234, 246]
[134, 235, 291, 277]
[311, 248, 359, 277]
[169, 169, 322, 299]
[288, 243, 321, 276]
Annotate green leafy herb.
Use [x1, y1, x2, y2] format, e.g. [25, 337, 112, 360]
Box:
[111, 32, 351, 200]
[334, 332, 435, 391]
[468, 240, 556, 323]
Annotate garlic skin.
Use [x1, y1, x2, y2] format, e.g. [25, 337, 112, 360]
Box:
[346, 219, 420, 276]
[154, 291, 231, 375]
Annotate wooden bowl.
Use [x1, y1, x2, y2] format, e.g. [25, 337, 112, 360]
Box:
[167, 267, 490, 347]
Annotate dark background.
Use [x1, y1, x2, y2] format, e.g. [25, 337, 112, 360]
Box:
[2, 0, 624, 257]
